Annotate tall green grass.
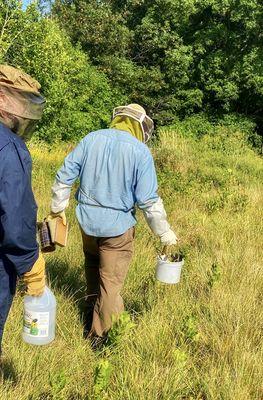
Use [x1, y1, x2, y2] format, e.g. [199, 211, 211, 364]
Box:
[1, 129, 262, 399]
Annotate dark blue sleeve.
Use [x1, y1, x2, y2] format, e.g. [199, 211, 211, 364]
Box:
[0, 142, 39, 276]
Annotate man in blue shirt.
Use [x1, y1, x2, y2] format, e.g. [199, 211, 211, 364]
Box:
[49, 104, 178, 341]
[0, 65, 46, 355]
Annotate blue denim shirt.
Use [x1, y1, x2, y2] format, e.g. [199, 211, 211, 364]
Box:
[56, 129, 158, 237]
[0, 123, 39, 275]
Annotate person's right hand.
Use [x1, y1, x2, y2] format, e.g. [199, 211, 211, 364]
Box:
[160, 229, 178, 246]
[23, 253, 45, 296]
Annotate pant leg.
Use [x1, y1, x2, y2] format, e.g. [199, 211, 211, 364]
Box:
[80, 230, 100, 329]
[0, 257, 17, 354]
[90, 227, 134, 337]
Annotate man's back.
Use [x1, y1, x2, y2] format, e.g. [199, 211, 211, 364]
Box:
[56, 129, 158, 237]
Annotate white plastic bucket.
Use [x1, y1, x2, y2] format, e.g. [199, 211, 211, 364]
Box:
[156, 255, 184, 284]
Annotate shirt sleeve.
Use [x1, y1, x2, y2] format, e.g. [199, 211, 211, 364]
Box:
[0, 143, 39, 276]
[134, 149, 159, 209]
[56, 139, 85, 185]
[51, 178, 71, 213]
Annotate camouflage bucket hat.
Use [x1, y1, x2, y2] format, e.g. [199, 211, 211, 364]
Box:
[0, 64, 41, 94]
[0, 65, 45, 120]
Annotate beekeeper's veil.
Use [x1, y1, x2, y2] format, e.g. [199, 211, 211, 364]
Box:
[111, 104, 154, 143]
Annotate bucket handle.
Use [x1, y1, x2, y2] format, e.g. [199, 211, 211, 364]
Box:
[161, 245, 183, 263]
[161, 245, 180, 257]
[162, 245, 168, 255]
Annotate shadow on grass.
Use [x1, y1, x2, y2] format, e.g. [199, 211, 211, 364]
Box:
[46, 257, 153, 339]
[35, 393, 85, 400]
[125, 299, 143, 317]
[46, 258, 89, 334]
[125, 275, 157, 318]
[0, 358, 17, 385]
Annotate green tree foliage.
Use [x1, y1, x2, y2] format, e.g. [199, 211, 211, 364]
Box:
[53, 0, 263, 131]
[0, 1, 36, 61]
[0, 0, 262, 141]
[0, 1, 123, 141]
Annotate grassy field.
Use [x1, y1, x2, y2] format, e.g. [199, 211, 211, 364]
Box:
[0, 129, 262, 400]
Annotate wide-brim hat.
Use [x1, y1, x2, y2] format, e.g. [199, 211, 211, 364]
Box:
[0, 64, 42, 94]
[0, 65, 45, 120]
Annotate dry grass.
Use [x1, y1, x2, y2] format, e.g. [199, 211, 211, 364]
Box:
[0, 129, 262, 400]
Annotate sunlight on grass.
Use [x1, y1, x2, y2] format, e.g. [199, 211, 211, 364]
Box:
[1, 130, 262, 400]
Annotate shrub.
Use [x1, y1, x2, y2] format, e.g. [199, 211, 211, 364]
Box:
[2, 4, 123, 142]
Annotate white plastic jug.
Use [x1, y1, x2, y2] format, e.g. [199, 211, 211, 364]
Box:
[22, 286, 56, 345]
[156, 255, 184, 284]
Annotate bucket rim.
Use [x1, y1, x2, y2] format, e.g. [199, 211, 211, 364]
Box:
[157, 256, 184, 265]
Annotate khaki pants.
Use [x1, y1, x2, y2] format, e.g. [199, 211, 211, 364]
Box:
[81, 227, 134, 337]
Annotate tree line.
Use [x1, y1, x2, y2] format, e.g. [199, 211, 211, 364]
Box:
[0, 0, 262, 143]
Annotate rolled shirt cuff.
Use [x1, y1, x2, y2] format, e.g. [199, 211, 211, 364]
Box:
[51, 178, 71, 213]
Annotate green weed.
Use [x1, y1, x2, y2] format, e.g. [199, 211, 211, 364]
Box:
[107, 312, 135, 346]
[94, 359, 112, 398]
[182, 315, 200, 343]
[207, 263, 221, 289]
[49, 370, 67, 399]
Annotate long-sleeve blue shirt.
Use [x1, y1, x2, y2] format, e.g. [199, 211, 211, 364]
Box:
[56, 129, 159, 237]
[0, 123, 39, 276]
